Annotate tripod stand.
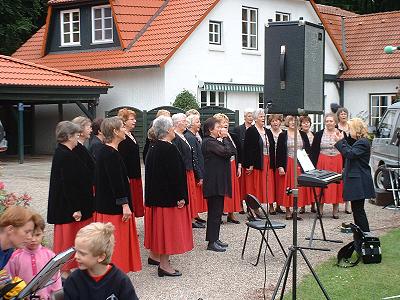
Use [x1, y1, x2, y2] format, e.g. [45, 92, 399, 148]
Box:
[272, 116, 331, 300]
[306, 187, 343, 247]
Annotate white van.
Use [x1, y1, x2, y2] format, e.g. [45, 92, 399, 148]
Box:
[370, 102, 400, 189]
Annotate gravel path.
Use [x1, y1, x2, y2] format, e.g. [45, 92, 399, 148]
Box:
[1, 156, 399, 299]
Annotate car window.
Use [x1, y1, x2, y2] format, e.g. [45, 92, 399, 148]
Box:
[379, 110, 397, 138]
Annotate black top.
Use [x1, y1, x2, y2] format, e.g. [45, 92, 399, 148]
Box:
[145, 140, 188, 207]
[202, 136, 236, 198]
[243, 126, 276, 170]
[118, 134, 142, 179]
[229, 132, 242, 165]
[172, 133, 193, 171]
[335, 138, 375, 201]
[63, 264, 139, 300]
[311, 129, 348, 167]
[232, 123, 248, 163]
[88, 135, 105, 161]
[94, 145, 132, 215]
[276, 130, 311, 171]
[184, 130, 205, 180]
[47, 144, 94, 224]
[72, 142, 95, 184]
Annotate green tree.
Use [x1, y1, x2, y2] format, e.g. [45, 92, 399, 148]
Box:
[173, 90, 199, 111]
[0, 0, 47, 55]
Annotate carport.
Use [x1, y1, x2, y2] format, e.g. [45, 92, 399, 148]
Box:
[0, 55, 111, 163]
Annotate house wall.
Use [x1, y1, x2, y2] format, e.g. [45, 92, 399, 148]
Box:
[164, 0, 343, 117]
[344, 79, 399, 121]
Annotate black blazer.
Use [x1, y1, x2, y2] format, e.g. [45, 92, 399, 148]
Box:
[310, 129, 341, 166]
[184, 130, 205, 180]
[229, 132, 242, 166]
[145, 140, 188, 207]
[172, 134, 193, 171]
[94, 145, 132, 215]
[276, 130, 311, 171]
[118, 134, 142, 179]
[232, 123, 247, 163]
[88, 135, 105, 161]
[335, 138, 375, 201]
[202, 136, 236, 198]
[47, 144, 93, 224]
[243, 126, 275, 170]
[72, 142, 95, 183]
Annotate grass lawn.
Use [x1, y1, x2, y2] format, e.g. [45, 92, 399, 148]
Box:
[283, 228, 400, 300]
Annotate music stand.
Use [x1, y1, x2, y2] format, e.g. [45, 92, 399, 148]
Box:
[13, 247, 75, 300]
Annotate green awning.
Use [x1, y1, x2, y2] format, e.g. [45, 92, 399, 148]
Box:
[201, 82, 264, 93]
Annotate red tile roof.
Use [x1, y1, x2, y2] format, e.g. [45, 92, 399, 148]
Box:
[13, 0, 220, 72]
[0, 55, 110, 87]
[316, 4, 400, 80]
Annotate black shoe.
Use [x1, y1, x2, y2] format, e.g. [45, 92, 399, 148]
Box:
[227, 217, 240, 224]
[239, 210, 246, 215]
[207, 242, 226, 252]
[158, 267, 182, 277]
[192, 221, 205, 229]
[195, 217, 206, 223]
[148, 257, 160, 266]
[216, 239, 228, 247]
[276, 207, 285, 214]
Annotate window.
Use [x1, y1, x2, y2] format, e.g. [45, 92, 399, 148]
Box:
[209, 21, 221, 45]
[258, 93, 264, 109]
[275, 12, 290, 22]
[92, 5, 113, 43]
[370, 94, 397, 126]
[242, 7, 258, 50]
[310, 114, 323, 132]
[200, 91, 227, 107]
[378, 109, 396, 138]
[61, 9, 80, 46]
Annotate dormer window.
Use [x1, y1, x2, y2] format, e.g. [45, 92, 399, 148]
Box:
[60, 9, 80, 46]
[92, 5, 113, 44]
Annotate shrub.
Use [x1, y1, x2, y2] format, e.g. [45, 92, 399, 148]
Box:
[173, 90, 199, 111]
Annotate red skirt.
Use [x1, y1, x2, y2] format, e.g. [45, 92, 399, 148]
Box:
[53, 217, 93, 272]
[187, 170, 206, 218]
[275, 170, 285, 206]
[302, 187, 315, 206]
[194, 183, 207, 214]
[129, 178, 145, 217]
[244, 155, 275, 204]
[144, 204, 193, 255]
[281, 157, 307, 208]
[239, 168, 247, 203]
[316, 154, 344, 204]
[224, 160, 242, 213]
[94, 212, 142, 273]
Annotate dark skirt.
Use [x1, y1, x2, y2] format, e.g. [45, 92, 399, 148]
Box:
[224, 159, 242, 213]
[94, 212, 142, 272]
[144, 205, 193, 255]
[53, 217, 93, 272]
[129, 178, 145, 217]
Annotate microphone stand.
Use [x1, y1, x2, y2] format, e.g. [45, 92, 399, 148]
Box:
[272, 113, 330, 300]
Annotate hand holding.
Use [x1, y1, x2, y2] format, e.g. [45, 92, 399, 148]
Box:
[334, 130, 344, 142]
[278, 167, 286, 175]
[197, 179, 203, 186]
[72, 211, 82, 222]
[246, 166, 254, 175]
[177, 200, 185, 208]
[122, 204, 132, 222]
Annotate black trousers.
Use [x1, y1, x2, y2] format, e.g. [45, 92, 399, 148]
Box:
[205, 195, 224, 242]
[351, 199, 370, 232]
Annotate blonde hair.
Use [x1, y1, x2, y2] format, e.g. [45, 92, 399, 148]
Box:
[187, 114, 200, 129]
[186, 109, 200, 117]
[76, 222, 115, 265]
[284, 115, 297, 127]
[268, 114, 283, 123]
[213, 113, 229, 123]
[101, 117, 123, 143]
[156, 109, 171, 118]
[117, 108, 136, 122]
[349, 118, 368, 139]
[71, 116, 91, 132]
[0, 206, 34, 229]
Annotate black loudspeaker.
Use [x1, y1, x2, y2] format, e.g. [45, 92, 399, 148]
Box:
[264, 21, 325, 114]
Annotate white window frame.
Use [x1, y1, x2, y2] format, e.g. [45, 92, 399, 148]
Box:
[91, 5, 113, 44]
[242, 6, 258, 50]
[200, 91, 227, 108]
[209, 21, 222, 45]
[369, 94, 397, 126]
[258, 93, 264, 109]
[275, 11, 291, 22]
[60, 9, 80, 46]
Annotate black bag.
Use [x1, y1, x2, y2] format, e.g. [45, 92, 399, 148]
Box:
[337, 223, 381, 267]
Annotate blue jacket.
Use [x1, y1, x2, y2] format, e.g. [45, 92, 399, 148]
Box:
[335, 138, 375, 201]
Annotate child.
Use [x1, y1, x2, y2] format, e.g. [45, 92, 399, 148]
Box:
[63, 222, 139, 300]
[4, 213, 62, 300]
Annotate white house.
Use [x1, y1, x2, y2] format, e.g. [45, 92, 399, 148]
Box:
[13, 0, 347, 153]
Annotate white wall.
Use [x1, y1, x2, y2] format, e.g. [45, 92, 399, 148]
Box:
[344, 79, 399, 120]
[324, 81, 340, 112]
[164, 0, 343, 117]
[80, 68, 165, 115]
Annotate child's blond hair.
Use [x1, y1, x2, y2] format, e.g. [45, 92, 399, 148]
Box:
[76, 222, 115, 265]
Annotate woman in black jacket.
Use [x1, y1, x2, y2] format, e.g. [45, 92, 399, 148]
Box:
[94, 117, 142, 273]
[202, 117, 236, 252]
[276, 115, 311, 220]
[144, 116, 193, 277]
[334, 118, 374, 232]
[47, 121, 93, 276]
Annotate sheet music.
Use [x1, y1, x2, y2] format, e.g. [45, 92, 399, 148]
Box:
[297, 149, 315, 172]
